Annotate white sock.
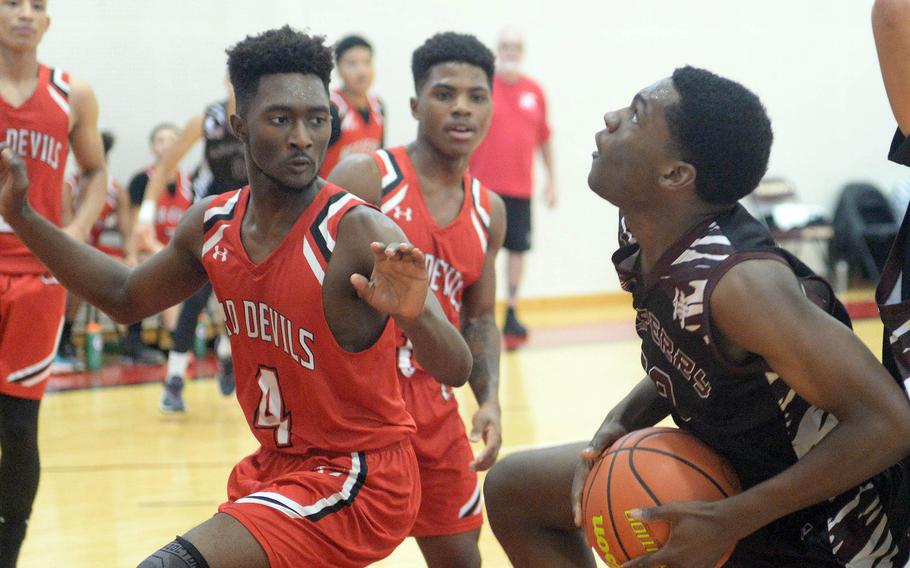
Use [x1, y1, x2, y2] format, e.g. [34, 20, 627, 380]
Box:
[167, 351, 190, 379]
[216, 333, 232, 359]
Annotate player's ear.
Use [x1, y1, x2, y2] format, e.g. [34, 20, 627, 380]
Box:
[659, 160, 695, 193]
[229, 114, 248, 143]
[410, 97, 419, 120]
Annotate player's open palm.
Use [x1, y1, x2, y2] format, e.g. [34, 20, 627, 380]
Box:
[0, 144, 30, 221]
[351, 242, 428, 320]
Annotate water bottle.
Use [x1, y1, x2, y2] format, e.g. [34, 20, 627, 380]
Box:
[84, 322, 103, 371]
[194, 319, 208, 359]
[834, 260, 849, 297]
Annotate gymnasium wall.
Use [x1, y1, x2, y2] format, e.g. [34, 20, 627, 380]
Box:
[40, 0, 906, 298]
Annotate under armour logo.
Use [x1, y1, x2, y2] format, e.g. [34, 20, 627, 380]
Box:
[393, 207, 413, 222]
[212, 246, 228, 262]
[800, 523, 814, 540]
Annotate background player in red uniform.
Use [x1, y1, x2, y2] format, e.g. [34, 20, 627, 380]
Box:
[55, 131, 132, 373]
[0, 26, 472, 568]
[319, 34, 384, 179]
[0, 1, 107, 565]
[330, 32, 504, 568]
[135, 82, 246, 409]
[483, 68, 910, 568]
[126, 123, 193, 354]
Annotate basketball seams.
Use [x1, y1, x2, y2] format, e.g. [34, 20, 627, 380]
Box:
[585, 428, 741, 566]
[605, 449, 633, 562]
[617, 445, 734, 498]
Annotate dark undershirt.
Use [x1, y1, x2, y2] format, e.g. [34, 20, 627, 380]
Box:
[127, 171, 177, 206]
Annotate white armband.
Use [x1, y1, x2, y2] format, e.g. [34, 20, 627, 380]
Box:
[138, 200, 156, 225]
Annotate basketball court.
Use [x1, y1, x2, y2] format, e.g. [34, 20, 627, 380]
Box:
[15, 293, 884, 567]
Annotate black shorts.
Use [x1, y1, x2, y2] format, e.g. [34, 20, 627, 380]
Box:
[500, 196, 532, 252]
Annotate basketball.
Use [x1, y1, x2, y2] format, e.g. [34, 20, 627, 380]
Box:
[581, 427, 741, 567]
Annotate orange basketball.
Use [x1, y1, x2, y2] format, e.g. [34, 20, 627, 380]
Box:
[581, 427, 741, 568]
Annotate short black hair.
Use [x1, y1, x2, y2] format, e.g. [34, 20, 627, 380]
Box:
[226, 26, 333, 117]
[149, 122, 178, 144]
[411, 32, 495, 93]
[101, 131, 115, 157]
[335, 34, 372, 63]
[666, 66, 773, 205]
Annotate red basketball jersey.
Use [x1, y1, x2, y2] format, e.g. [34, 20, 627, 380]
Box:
[66, 172, 121, 252]
[202, 184, 416, 454]
[374, 146, 491, 379]
[0, 65, 71, 273]
[319, 90, 383, 178]
[151, 166, 192, 245]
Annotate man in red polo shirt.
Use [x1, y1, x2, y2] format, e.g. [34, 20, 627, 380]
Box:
[470, 29, 555, 349]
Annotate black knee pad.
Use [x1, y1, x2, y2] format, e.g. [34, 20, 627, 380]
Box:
[137, 536, 210, 568]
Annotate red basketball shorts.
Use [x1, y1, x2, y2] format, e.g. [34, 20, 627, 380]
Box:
[219, 440, 420, 568]
[400, 372, 483, 538]
[0, 272, 66, 399]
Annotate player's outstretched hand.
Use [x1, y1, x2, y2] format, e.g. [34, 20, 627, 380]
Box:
[351, 242, 428, 320]
[0, 144, 30, 222]
[620, 501, 738, 568]
[469, 401, 502, 471]
[571, 421, 628, 527]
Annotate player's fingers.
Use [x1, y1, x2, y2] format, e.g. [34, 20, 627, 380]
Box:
[629, 504, 672, 523]
[582, 430, 618, 461]
[474, 436, 502, 471]
[408, 246, 425, 264]
[570, 461, 591, 527]
[350, 273, 371, 299]
[0, 147, 27, 187]
[621, 550, 665, 568]
[470, 440, 497, 468]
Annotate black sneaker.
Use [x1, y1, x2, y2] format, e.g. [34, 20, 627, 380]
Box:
[217, 355, 235, 396]
[159, 375, 185, 413]
[59, 339, 78, 359]
[503, 307, 529, 351]
[504, 308, 528, 336]
[122, 344, 165, 366]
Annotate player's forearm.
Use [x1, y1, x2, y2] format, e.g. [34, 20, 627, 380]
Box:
[397, 297, 472, 387]
[539, 140, 555, 180]
[65, 166, 107, 240]
[602, 376, 671, 434]
[718, 405, 910, 540]
[138, 165, 171, 224]
[8, 205, 138, 320]
[462, 316, 501, 406]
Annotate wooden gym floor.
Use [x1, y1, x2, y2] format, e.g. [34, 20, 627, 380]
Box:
[16, 292, 885, 567]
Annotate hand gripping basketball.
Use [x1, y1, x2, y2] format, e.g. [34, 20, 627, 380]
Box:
[580, 427, 741, 568]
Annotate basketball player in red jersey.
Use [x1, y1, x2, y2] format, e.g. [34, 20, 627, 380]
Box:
[330, 32, 503, 568]
[0, 27, 471, 568]
[483, 68, 910, 568]
[0, 1, 107, 565]
[319, 34, 384, 178]
[55, 131, 130, 373]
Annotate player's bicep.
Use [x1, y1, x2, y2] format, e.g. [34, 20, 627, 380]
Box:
[121, 199, 210, 313]
[327, 155, 383, 205]
[710, 259, 900, 416]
